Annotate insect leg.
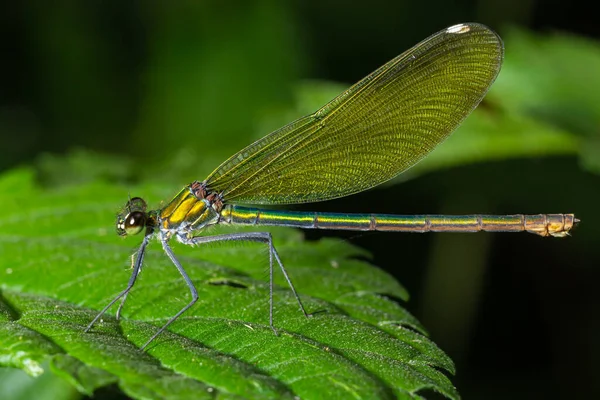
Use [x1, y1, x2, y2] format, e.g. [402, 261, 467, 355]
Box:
[185, 232, 310, 333]
[140, 237, 199, 350]
[115, 251, 144, 320]
[85, 234, 150, 333]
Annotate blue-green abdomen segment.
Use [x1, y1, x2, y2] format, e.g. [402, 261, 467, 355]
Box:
[220, 206, 576, 237]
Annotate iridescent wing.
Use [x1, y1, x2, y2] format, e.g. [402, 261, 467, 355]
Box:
[205, 23, 503, 205]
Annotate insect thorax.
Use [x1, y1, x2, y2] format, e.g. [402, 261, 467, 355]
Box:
[159, 182, 222, 235]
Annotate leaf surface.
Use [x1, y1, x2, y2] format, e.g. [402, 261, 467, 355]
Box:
[0, 167, 457, 399]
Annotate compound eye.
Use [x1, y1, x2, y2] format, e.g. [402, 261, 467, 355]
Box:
[122, 211, 146, 236]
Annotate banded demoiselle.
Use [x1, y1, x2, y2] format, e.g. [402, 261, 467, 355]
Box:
[85, 23, 578, 349]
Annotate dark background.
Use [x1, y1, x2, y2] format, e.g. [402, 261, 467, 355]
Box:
[1, 1, 598, 399]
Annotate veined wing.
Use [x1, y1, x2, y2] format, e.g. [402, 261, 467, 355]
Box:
[205, 23, 503, 205]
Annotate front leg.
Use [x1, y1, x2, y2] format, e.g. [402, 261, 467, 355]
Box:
[85, 234, 150, 333]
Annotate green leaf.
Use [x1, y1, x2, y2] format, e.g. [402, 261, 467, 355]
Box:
[489, 27, 600, 136]
[0, 167, 457, 399]
[487, 27, 600, 173]
[0, 365, 79, 400]
[415, 107, 579, 176]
